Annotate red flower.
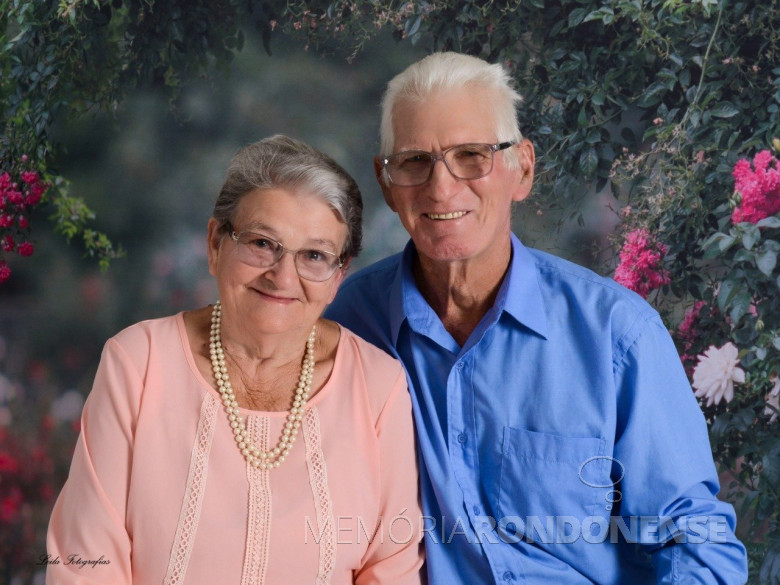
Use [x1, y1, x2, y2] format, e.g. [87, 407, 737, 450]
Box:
[0, 487, 24, 523]
[0, 214, 13, 228]
[0, 262, 10, 283]
[17, 215, 28, 229]
[731, 150, 780, 224]
[17, 241, 34, 257]
[0, 451, 20, 473]
[1, 234, 15, 252]
[5, 189, 23, 205]
[613, 229, 671, 298]
[21, 171, 39, 185]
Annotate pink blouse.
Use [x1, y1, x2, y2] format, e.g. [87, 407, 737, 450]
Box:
[46, 314, 423, 584]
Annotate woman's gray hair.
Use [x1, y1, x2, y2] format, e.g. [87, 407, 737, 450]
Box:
[213, 135, 362, 259]
[379, 52, 523, 171]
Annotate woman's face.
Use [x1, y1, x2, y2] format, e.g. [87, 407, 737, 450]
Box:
[207, 187, 349, 339]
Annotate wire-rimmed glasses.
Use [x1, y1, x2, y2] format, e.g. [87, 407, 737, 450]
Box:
[381, 142, 514, 187]
[227, 224, 344, 282]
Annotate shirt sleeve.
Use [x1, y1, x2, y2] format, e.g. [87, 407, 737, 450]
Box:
[46, 337, 143, 584]
[354, 367, 425, 585]
[613, 315, 748, 584]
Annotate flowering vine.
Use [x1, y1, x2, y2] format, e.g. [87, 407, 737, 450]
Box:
[0, 156, 50, 284]
[613, 228, 671, 298]
[731, 150, 780, 225]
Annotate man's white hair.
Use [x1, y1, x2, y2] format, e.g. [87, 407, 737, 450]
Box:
[379, 52, 523, 169]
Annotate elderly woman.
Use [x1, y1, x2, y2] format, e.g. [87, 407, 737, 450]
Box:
[46, 135, 423, 584]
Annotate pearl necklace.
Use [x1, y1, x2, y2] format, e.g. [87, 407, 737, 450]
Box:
[209, 300, 315, 470]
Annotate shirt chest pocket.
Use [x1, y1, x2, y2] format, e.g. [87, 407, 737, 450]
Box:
[498, 426, 609, 524]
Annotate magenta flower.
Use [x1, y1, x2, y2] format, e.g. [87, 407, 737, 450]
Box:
[0, 262, 10, 284]
[731, 150, 780, 224]
[613, 228, 671, 298]
[17, 241, 34, 257]
[1, 234, 14, 252]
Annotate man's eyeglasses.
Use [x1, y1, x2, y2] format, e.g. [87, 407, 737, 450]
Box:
[381, 142, 514, 187]
[227, 224, 344, 282]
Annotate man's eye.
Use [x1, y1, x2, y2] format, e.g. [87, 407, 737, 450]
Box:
[395, 153, 430, 167]
[454, 148, 486, 160]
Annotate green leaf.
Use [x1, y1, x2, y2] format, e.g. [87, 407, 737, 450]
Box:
[757, 216, 780, 229]
[709, 102, 740, 118]
[701, 232, 735, 258]
[742, 225, 760, 250]
[757, 249, 778, 276]
[568, 8, 587, 27]
[729, 288, 751, 324]
[579, 148, 598, 176]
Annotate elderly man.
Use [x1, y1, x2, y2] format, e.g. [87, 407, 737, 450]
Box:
[326, 52, 747, 584]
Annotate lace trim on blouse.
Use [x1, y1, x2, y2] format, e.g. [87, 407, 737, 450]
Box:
[163, 393, 220, 585]
[241, 415, 273, 585]
[303, 407, 336, 584]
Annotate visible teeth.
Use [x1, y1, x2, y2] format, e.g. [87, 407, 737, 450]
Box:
[427, 211, 467, 220]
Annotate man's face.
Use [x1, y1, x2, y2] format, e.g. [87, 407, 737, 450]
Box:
[375, 86, 534, 266]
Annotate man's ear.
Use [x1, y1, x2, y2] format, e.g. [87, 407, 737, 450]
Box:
[374, 156, 398, 212]
[511, 139, 536, 203]
[206, 218, 222, 277]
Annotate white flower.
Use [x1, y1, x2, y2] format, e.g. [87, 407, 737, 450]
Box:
[692, 342, 745, 407]
[764, 374, 780, 423]
[50, 389, 85, 423]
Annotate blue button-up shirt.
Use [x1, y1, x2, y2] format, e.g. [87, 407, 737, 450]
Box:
[326, 235, 747, 584]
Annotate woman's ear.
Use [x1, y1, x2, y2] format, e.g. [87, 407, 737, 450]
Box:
[206, 218, 222, 277]
[326, 258, 351, 304]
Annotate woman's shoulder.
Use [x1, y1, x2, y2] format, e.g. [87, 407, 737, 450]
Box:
[336, 323, 404, 375]
[106, 312, 185, 367]
[328, 322, 408, 421]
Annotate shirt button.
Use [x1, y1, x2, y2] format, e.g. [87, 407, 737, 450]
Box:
[472, 505, 480, 515]
[455, 361, 464, 370]
[457, 433, 467, 445]
[503, 571, 515, 581]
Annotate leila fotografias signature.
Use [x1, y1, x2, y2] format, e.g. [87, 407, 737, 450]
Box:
[38, 554, 111, 569]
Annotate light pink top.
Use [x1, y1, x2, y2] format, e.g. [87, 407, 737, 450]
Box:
[46, 314, 423, 584]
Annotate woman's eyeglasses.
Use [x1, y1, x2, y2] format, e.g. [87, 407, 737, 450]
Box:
[227, 224, 343, 282]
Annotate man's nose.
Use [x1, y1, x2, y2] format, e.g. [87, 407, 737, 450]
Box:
[426, 157, 461, 200]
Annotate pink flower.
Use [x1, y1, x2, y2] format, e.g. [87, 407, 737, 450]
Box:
[677, 301, 707, 351]
[0, 486, 23, 523]
[17, 215, 27, 229]
[0, 451, 19, 473]
[1, 235, 14, 252]
[26, 182, 47, 205]
[21, 171, 38, 185]
[0, 262, 10, 284]
[613, 229, 671, 298]
[692, 342, 745, 407]
[731, 150, 780, 223]
[0, 214, 13, 228]
[5, 189, 23, 205]
[17, 241, 34, 257]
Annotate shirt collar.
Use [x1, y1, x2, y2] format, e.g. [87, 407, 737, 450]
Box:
[388, 233, 549, 345]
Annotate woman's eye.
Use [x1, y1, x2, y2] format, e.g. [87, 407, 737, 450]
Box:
[248, 237, 274, 250]
[303, 250, 328, 263]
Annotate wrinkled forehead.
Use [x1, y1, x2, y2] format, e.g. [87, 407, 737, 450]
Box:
[390, 86, 500, 152]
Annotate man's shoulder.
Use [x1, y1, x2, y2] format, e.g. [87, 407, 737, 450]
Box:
[339, 252, 403, 295]
[524, 246, 660, 326]
[326, 253, 403, 349]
